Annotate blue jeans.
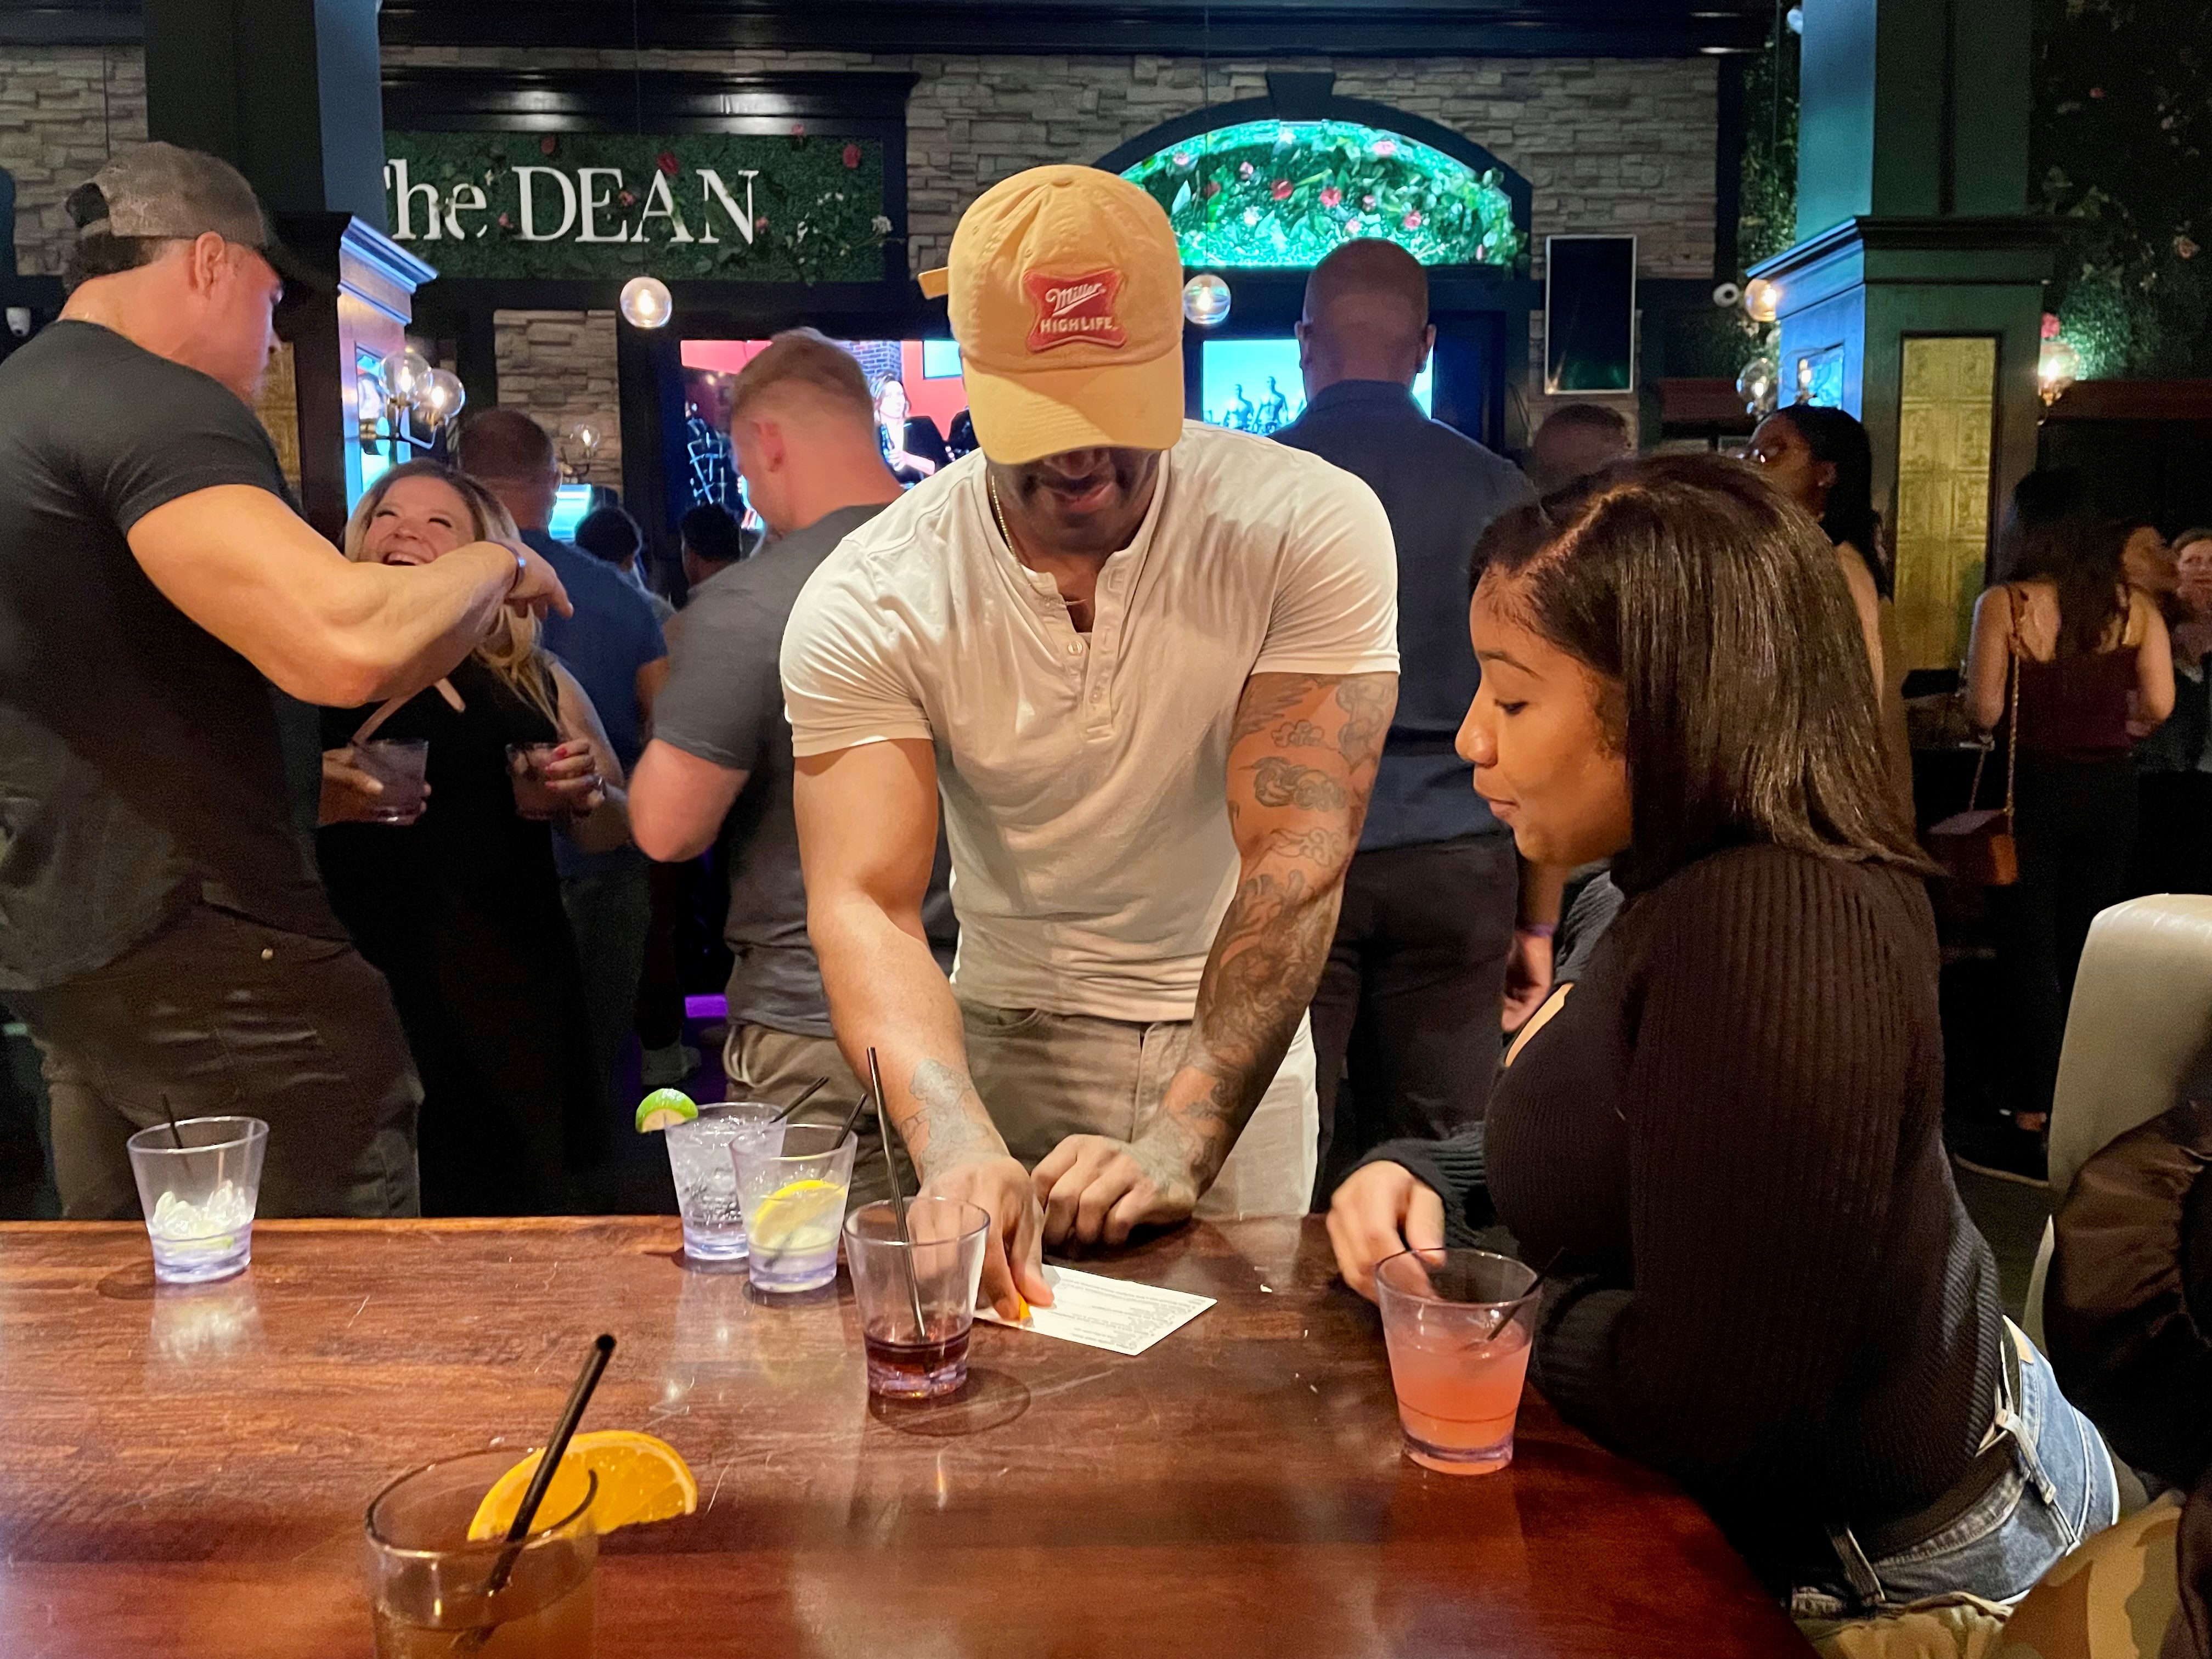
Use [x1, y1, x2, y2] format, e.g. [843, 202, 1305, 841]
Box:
[1790, 1321, 2119, 1617]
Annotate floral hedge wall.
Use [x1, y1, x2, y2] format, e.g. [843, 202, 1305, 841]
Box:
[1121, 119, 1525, 270]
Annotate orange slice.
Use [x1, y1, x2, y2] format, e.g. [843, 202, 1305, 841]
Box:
[466, 1430, 698, 1541]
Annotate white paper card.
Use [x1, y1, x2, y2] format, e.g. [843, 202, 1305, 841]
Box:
[974, 1264, 1216, 1356]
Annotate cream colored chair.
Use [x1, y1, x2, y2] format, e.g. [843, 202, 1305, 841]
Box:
[2022, 893, 2212, 1350]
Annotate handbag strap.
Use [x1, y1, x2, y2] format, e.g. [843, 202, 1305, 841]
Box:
[2001, 588, 2022, 823]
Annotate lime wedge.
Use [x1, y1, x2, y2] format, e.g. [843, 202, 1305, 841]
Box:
[634, 1088, 698, 1133]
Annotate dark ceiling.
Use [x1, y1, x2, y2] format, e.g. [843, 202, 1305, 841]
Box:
[2, 1, 1773, 56]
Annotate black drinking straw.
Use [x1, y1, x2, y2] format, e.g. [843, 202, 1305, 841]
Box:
[867, 1047, 928, 1340]
[160, 1094, 185, 1149]
[486, 1334, 614, 1594]
[769, 1075, 830, 1124]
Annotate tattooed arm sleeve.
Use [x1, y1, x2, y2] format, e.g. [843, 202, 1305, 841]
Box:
[1139, 670, 1396, 1187]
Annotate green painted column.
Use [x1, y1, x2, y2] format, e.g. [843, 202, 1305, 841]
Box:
[1752, 0, 2048, 673]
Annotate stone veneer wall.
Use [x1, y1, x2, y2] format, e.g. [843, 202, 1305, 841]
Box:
[4, 43, 1713, 449]
[0, 46, 147, 278]
[492, 310, 624, 479]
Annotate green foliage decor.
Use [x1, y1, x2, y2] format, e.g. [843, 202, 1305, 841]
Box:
[2033, 0, 2211, 378]
[382, 129, 890, 284]
[1120, 120, 1525, 270]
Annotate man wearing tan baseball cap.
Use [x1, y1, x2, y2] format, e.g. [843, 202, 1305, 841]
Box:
[0, 142, 569, 1222]
[782, 165, 1402, 1314]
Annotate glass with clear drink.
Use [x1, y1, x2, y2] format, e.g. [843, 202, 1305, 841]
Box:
[663, 1102, 782, 1270]
[732, 1122, 856, 1293]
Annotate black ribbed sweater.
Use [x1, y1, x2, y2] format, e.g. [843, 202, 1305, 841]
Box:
[1379, 842, 2004, 1588]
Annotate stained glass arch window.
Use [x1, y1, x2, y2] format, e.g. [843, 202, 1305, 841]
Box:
[1119, 119, 1526, 271]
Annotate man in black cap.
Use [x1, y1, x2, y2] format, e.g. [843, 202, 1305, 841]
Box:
[0, 143, 571, 1220]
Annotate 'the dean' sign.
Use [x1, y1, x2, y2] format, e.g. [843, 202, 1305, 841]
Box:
[382, 130, 891, 284]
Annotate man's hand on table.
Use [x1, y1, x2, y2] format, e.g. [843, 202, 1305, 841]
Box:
[1032, 1132, 1203, 1248]
[1327, 1160, 1444, 1304]
[918, 1154, 1053, 1319]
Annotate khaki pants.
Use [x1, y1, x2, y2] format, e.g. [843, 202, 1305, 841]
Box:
[958, 1002, 1318, 1220]
[721, 1023, 915, 1207]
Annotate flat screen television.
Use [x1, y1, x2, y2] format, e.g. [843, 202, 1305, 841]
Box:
[1198, 337, 1431, 435]
[678, 338, 970, 507]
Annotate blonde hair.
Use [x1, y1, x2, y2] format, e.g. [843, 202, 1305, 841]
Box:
[342, 460, 559, 724]
[727, 328, 874, 428]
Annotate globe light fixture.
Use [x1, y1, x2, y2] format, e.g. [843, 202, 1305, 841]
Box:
[1736, 355, 1779, 417]
[2037, 337, 2081, 407]
[557, 419, 604, 482]
[619, 275, 674, 330]
[377, 346, 434, 407]
[419, 368, 467, 432]
[1743, 278, 1782, 324]
[1182, 273, 1232, 328]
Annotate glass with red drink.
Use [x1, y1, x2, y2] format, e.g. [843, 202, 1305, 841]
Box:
[843, 1197, 989, 1399]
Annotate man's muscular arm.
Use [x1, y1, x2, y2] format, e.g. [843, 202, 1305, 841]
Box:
[792, 738, 1049, 1316]
[1034, 669, 1395, 1246]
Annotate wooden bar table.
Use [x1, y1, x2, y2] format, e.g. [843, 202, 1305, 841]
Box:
[0, 1216, 1809, 1657]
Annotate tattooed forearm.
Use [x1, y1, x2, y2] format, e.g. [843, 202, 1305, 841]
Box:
[903, 1058, 1003, 1178]
[1137, 671, 1397, 1188]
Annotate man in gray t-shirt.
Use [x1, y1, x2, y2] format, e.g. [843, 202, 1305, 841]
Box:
[633, 329, 950, 1201]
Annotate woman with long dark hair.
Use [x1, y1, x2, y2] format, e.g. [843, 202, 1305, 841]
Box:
[318, 461, 633, 1214]
[1749, 403, 1912, 808]
[1959, 482, 2174, 1183]
[1329, 455, 2114, 1613]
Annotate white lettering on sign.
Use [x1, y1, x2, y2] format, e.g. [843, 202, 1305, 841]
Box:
[443, 182, 488, 241]
[631, 171, 694, 244]
[513, 166, 578, 241]
[696, 169, 759, 246]
[575, 168, 626, 244]
[385, 160, 443, 241]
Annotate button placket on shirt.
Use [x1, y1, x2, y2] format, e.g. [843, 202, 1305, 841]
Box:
[1080, 556, 1135, 739]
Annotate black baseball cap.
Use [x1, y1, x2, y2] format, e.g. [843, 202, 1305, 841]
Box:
[66, 142, 325, 290]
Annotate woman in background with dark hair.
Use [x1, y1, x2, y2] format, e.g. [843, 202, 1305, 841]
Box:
[1750, 404, 1912, 808]
[1329, 454, 2114, 1614]
[1960, 492, 2174, 1184]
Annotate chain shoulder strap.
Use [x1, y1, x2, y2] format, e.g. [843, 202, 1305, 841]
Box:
[2001, 586, 2022, 823]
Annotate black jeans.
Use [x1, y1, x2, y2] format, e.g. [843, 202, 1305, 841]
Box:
[1987, 754, 2139, 1121]
[2131, 770, 2212, 898]
[1308, 834, 1519, 1206]
[10, 904, 422, 1219]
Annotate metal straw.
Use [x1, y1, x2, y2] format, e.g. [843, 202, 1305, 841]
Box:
[867, 1047, 928, 1340]
[769, 1075, 830, 1125]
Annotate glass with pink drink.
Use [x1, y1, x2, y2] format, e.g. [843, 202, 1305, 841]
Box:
[1374, 1248, 1539, 1475]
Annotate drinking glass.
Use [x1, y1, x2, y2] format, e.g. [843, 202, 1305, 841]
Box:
[357, 738, 430, 823]
[663, 1102, 782, 1271]
[125, 1115, 268, 1284]
[505, 742, 564, 821]
[1374, 1248, 1539, 1475]
[844, 1197, 989, 1398]
[732, 1123, 856, 1293]
[364, 1448, 597, 1658]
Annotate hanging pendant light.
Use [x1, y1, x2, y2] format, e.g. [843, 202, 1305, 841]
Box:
[620, 274, 673, 330]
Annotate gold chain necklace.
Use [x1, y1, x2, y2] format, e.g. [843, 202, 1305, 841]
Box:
[987, 473, 1015, 552]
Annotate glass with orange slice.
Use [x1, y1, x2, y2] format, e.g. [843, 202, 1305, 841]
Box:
[364, 1432, 697, 1657]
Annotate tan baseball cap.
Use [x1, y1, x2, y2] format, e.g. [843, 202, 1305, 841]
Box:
[919, 166, 1184, 465]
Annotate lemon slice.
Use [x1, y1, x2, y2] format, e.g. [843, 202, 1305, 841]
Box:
[746, 1177, 847, 1253]
[467, 1430, 698, 1541]
[634, 1088, 697, 1133]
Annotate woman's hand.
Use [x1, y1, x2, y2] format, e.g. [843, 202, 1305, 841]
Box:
[1327, 1161, 1445, 1304]
[320, 746, 426, 826]
[534, 738, 605, 817]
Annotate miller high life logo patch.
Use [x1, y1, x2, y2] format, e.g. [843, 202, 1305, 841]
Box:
[1025, 269, 1127, 354]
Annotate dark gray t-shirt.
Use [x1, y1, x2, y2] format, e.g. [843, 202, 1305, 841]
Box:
[655, 503, 955, 1038]
[0, 321, 342, 990]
